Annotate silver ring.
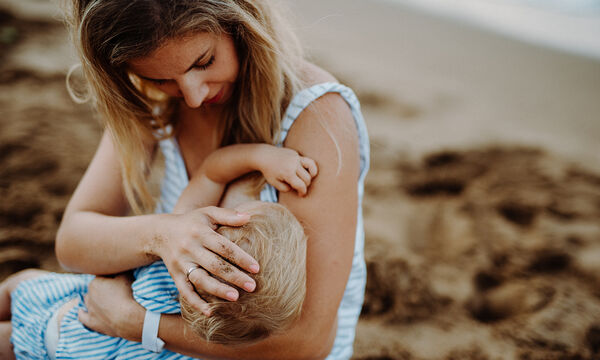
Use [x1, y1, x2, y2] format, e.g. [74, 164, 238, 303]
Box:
[186, 265, 200, 282]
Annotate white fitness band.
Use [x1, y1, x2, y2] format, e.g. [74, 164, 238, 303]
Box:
[142, 310, 165, 353]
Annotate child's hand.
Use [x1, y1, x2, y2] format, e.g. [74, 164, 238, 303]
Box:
[259, 147, 318, 196]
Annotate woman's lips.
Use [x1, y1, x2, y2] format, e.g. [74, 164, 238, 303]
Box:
[204, 88, 224, 104]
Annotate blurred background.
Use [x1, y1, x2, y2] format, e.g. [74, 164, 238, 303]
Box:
[0, 0, 599, 358]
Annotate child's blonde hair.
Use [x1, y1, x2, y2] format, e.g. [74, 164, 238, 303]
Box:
[180, 202, 307, 344]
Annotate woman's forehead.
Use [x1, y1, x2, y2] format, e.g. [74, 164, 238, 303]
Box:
[128, 33, 216, 78]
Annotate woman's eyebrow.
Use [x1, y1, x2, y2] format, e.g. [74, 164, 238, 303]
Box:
[137, 50, 210, 82]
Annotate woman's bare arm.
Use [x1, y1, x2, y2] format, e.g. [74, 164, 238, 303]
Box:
[80, 92, 360, 359]
[55, 131, 259, 310]
[55, 131, 162, 273]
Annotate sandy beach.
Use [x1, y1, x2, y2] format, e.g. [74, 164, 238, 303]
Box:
[1, 0, 599, 358]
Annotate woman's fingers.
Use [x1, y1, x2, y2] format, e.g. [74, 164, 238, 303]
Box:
[176, 276, 211, 316]
[162, 207, 263, 309]
[197, 242, 257, 292]
[198, 230, 259, 277]
[186, 266, 240, 302]
[200, 207, 259, 274]
[203, 206, 251, 228]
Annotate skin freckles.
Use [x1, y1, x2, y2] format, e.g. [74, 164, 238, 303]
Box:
[220, 242, 234, 260]
[129, 32, 239, 109]
[218, 258, 233, 274]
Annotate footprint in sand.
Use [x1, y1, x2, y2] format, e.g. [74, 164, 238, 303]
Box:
[467, 279, 556, 323]
[402, 151, 488, 197]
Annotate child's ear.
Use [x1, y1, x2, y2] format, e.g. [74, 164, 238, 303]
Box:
[238, 237, 252, 252]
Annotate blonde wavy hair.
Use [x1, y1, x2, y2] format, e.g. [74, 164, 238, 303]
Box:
[61, 0, 304, 213]
[180, 202, 307, 344]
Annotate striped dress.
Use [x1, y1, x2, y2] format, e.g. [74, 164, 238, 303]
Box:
[10, 82, 369, 360]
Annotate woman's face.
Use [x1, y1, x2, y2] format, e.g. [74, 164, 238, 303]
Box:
[128, 32, 239, 109]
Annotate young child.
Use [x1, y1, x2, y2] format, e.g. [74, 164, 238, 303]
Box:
[1, 142, 316, 359]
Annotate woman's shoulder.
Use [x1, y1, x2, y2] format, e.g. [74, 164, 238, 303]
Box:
[291, 61, 356, 126]
[286, 61, 358, 151]
[295, 61, 355, 118]
[298, 61, 338, 87]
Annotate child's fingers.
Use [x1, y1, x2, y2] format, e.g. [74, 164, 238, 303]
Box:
[296, 167, 312, 187]
[272, 180, 291, 193]
[286, 176, 307, 196]
[300, 157, 318, 177]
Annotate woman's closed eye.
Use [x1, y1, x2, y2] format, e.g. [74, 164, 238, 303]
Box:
[146, 56, 215, 87]
[194, 55, 215, 71]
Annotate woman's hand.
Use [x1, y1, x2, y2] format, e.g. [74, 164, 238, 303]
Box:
[256, 146, 318, 196]
[154, 206, 259, 315]
[79, 274, 143, 341]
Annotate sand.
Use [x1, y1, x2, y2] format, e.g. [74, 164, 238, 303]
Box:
[1, 0, 599, 358]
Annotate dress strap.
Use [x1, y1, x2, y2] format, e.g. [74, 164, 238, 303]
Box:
[156, 125, 190, 214]
[261, 82, 370, 203]
[277, 82, 365, 146]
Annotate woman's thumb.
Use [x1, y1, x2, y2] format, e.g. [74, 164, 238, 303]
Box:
[204, 206, 250, 226]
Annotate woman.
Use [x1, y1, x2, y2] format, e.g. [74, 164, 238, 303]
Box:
[51, 0, 369, 359]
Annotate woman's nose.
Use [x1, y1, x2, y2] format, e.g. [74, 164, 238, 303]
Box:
[179, 76, 210, 108]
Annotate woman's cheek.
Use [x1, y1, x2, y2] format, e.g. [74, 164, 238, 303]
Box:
[154, 83, 181, 98]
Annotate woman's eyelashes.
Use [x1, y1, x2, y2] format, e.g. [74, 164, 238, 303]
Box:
[148, 56, 215, 86]
[194, 55, 215, 71]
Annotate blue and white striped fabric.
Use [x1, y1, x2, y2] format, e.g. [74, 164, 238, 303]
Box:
[10, 271, 192, 359]
[10, 82, 368, 360]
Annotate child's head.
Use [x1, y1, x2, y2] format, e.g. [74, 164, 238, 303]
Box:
[180, 202, 307, 345]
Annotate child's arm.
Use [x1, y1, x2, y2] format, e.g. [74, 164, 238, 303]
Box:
[173, 144, 317, 214]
